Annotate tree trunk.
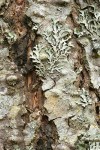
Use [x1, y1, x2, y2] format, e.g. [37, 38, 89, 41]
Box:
[0, 0, 100, 149]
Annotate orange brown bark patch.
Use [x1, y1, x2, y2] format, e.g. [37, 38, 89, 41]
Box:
[15, 0, 25, 5]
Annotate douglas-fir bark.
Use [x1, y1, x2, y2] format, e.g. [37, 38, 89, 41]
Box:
[0, 0, 100, 149]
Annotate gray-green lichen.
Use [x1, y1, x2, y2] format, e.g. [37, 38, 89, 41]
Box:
[30, 20, 73, 78]
[74, 4, 100, 51]
[82, 125, 100, 141]
[74, 4, 100, 89]
[23, 121, 39, 145]
[0, 19, 17, 44]
[75, 125, 100, 149]
[0, 0, 99, 149]
[76, 88, 92, 107]
[75, 137, 89, 150]
[0, 94, 24, 119]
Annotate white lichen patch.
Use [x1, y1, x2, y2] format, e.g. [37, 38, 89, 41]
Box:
[9, 129, 23, 143]
[82, 125, 100, 141]
[74, 5, 100, 89]
[0, 94, 24, 119]
[76, 88, 92, 107]
[78, 125, 100, 149]
[0, 47, 9, 58]
[23, 121, 39, 145]
[30, 20, 73, 78]
[74, 4, 100, 50]
[89, 142, 100, 150]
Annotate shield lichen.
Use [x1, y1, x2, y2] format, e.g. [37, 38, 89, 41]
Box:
[76, 88, 92, 107]
[30, 20, 73, 78]
[74, 4, 100, 50]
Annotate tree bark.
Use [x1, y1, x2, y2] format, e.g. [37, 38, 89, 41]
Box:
[0, 0, 100, 149]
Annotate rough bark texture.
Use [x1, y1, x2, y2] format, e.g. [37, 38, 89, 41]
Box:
[0, 0, 100, 150]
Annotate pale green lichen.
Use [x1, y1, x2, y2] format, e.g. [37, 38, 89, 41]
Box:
[13, 145, 21, 150]
[76, 125, 100, 150]
[82, 125, 100, 141]
[76, 88, 92, 107]
[13, 145, 34, 150]
[26, 145, 34, 150]
[0, 94, 22, 119]
[89, 142, 100, 150]
[23, 121, 38, 145]
[30, 20, 73, 78]
[75, 139, 100, 150]
[75, 138, 89, 150]
[74, 4, 100, 50]
[0, 19, 17, 44]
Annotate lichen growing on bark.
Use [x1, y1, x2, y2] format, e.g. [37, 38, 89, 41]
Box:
[0, 19, 17, 44]
[74, 4, 100, 53]
[0, 0, 100, 149]
[30, 20, 73, 78]
[76, 88, 92, 107]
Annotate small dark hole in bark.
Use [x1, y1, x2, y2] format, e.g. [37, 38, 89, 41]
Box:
[41, 115, 49, 122]
[96, 106, 99, 115]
